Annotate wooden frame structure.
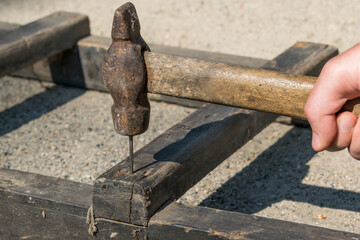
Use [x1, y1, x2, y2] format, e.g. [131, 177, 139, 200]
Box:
[1, 15, 359, 240]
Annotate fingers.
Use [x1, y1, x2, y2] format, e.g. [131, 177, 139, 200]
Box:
[305, 60, 348, 151]
[349, 117, 360, 160]
[305, 108, 337, 151]
[305, 44, 360, 151]
[328, 112, 357, 151]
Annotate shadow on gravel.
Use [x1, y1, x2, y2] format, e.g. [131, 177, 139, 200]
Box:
[1, 46, 86, 136]
[0, 85, 85, 136]
[200, 127, 360, 214]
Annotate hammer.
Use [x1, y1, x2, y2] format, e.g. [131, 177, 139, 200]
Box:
[103, 3, 360, 173]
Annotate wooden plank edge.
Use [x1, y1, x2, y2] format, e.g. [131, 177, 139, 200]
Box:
[148, 202, 360, 240]
[0, 12, 90, 77]
[0, 168, 147, 239]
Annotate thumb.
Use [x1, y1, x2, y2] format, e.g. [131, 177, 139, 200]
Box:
[305, 106, 337, 151]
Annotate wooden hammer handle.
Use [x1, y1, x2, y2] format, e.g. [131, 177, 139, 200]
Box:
[145, 52, 360, 120]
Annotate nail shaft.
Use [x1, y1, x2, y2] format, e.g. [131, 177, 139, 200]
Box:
[129, 136, 133, 174]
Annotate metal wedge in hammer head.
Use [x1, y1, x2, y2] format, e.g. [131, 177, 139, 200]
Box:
[102, 2, 150, 137]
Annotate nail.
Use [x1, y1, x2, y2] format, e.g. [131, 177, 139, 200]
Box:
[338, 117, 355, 133]
[312, 132, 320, 150]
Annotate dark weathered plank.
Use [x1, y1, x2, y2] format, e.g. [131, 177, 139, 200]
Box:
[92, 42, 336, 226]
[0, 22, 18, 34]
[0, 12, 89, 77]
[7, 32, 266, 108]
[10, 34, 267, 88]
[93, 105, 276, 226]
[0, 169, 147, 239]
[148, 202, 360, 240]
[262, 42, 338, 76]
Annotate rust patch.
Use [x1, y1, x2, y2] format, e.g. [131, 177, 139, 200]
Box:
[294, 42, 305, 48]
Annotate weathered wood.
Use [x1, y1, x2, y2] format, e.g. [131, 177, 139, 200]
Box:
[0, 168, 147, 239]
[92, 42, 336, 226]
[0, 22, 18, 34]
[145, 43, 343, 120]
[0, 12, 89, 78]
[93, 105, 276, 226]
[148, 202, 360, 240]
[2, 168, 357, 239]
[0, 19, 266, 109]
[9, 33, 267, 108]
[9, 33, 268, 89]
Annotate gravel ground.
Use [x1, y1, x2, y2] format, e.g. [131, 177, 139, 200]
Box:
[1, 0, 360, 234]
[0, 77, 195, 182]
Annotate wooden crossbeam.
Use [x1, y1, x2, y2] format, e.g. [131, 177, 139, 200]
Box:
[8, 30, 268, 108]
[0, 12, 89, 77]
[2, 168, 359, 239]
[0, 168, 147, 239]
[8, 34, 267, 91]
[92, 42, 337, 226]
[149, 202, 360, 240]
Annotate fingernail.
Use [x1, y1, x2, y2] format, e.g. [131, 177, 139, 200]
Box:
[312, 132, 320, 149]
[339, 118, 355, 132]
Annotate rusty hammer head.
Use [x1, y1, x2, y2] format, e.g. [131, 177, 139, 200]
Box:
[102, 2, 150, 136]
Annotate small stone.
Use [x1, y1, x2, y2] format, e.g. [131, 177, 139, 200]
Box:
[110, 232, 118, 238]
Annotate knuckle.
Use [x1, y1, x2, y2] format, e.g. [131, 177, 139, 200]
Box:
[322, 56, 348, 79]
[304, 102, 318, 120]
[324, 55, 341, 70]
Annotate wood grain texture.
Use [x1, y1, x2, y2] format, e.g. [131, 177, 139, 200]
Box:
[0, 169, 147, 239]
[92, 42, 336, 226]
[146, 43, 341, 120]
[149, 202, 360, 240]
[0, 11, 89, 77]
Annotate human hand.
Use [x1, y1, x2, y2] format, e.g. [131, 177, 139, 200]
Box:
[305, 44, 360, 159]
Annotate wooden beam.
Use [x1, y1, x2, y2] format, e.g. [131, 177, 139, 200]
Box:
[13, 35, 268, 108]
[9, 34, 268, 90]
[0, 22, 18, 34]
[148, 202, 360, 240]
[92, 42, 337, 226]
[2, 21, 267, 108]
[0, 12, 89, 77]
[0, 168, 147, 239]
[2, 169, 357, 239]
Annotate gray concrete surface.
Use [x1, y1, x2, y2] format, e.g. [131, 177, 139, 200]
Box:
[1, 0, 360, 234]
